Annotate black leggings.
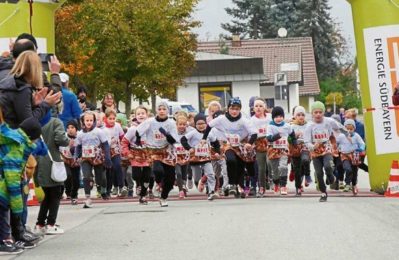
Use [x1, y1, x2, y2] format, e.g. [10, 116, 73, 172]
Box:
[292, 151, 311, 189]
[64, 165, 80, 199]
[152, 161, 176, 199]
[225, 150, 254, 187]
[132, 166, 151, 197]
[36, 186, 63, 226]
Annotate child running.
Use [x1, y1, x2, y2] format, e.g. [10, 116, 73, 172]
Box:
[174, 113, 191, 199]
[74, 111, 112, 208]
[136, 101, 178, 207]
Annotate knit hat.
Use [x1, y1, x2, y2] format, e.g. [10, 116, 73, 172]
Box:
[293, 106, 306, 117]
[194, 113, 207, 125]
[67, 119, 80, 130]
[272, 106, 285, 119]
[331, 114, 341, 124]
[19, 117, 42, 140]
[228, 97, 242, 109]
[344, 119, 356, 129]
[157, 100, 169, 110]
[311, 101, 325, 113]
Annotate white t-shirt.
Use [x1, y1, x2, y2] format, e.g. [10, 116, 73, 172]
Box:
[209, 115, 256, 143]
[103, 123, 124, 149]
[251, 114, 272, 138]
[137, 117, 178, 148]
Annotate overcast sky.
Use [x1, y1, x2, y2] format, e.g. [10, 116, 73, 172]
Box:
[192, 0, 356, 58]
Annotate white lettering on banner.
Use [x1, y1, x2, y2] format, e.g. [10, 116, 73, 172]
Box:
[364, 25, 399, 155]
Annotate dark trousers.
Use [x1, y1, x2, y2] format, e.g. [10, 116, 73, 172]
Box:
[152, 161, 175, 199]
[292, 151, 311, 189]
[225, 150, 254, 187]
[334, 156, 345, 182]
[313, 154, 334, 194]
[106, 155, 124, 192]
[36, 186, 63, 226]
[175, 164, 188, 191]
[0, 206, 10, 240]
[81, 162, 106, 195]
[132, 166, 151, 197]
[65, 165, 80, 199]
[343, 160, 358, 186]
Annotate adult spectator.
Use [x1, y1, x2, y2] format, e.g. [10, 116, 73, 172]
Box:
[0, 51, 61, 128]
[58, 73, 82, 129]
[101, 92, 119, 113]
[324, 107, 333, 117]
[76, 86, 96, 111]
[339, 107, 346, 124]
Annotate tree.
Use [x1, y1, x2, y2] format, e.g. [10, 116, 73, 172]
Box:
[223, 0, 344, 79]
[55, 0, 198, 115]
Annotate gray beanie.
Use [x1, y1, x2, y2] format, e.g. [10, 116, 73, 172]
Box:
[344, 119, 356, 129]
[157, 101, 169, 110]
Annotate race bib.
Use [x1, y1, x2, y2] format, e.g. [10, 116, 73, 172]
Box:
[273, 137, 288, 149]
[313, 130, 329, 143]
[59, 147, 72, 158]
[82, 146, 95, 158]
[226, 134, 240, 146]
[174, 144, 187, 155]
[195, 144, 210, 157]
[110, 138, 119, 149]
[258, 127, 267, 138]
[153, 130, 166, 141]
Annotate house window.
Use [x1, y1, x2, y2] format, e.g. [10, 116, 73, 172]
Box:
[198, 83, 232, 113]
[275, 85, 288, 100]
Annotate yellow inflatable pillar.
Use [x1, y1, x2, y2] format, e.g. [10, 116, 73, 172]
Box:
[347, 0, 399, 193]
[0, 0, 65, 54]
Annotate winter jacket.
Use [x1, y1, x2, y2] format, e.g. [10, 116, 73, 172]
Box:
[35, 118, 69, 188]
[0, 123, 36, 214]
[59, 87, 82, 129]
[0, 75, 51, 129]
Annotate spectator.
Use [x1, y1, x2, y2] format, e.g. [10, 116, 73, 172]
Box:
[324, 107, 333, 117]
[58, 73, 82, 129]
[339, 107, 346, 124]
[76, 86, 96, 111]
[101, 93, 119, 113]
[0, 51, 61, 129]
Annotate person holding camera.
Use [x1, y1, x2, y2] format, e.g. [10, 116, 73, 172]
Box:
[76, 86, 96, 112]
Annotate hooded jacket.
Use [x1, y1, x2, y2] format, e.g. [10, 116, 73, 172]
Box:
[0, 75, 51, 129]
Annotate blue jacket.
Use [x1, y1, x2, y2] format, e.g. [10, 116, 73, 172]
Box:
[355, 120, 365, 141]
[59, 87, 82, 129]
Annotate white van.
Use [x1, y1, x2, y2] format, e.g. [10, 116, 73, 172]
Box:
[163, 100, 197, 117]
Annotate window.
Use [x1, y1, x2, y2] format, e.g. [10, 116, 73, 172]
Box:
[198, 83, 232, 113]
[275, 85, 288, 100]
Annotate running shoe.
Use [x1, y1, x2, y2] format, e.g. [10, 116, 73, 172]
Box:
[352, 185, 358, 196]
[289, 170, 295, 182]
[273, 184, 280, 194]
[280, 186, 288, 195]
[343, 184, 350, 192]
[120, 186, 128, 197]
[46, 225, 64, 235]
[244, 187, 250, 197]
[257, 187, 265, 198]
[112, 187, 118, 196]
[295, 188, 302, 196]
[34, 225, 47, 235]
[238, 186, 246, 198]
[187, 179, 193, 189]
[83, 198, 93, 208]
[14, 240, 36, 250]
[339, 181, 345, 190]
[319, 193, 327, 202]
[139, 197, 148, 205]
[229, 185, 237, 196]
[0, 240, 24, 255]
[159, 199, 168, 207]
[305, 175, 313, 187]
[179, 190, 185, 199]
[71, 199, 78, 205]
[208, 191, 217, 201]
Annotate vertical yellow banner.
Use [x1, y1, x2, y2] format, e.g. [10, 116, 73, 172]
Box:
[347, 0, 399, 193]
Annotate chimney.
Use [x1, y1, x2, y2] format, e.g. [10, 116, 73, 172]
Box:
[232, 35, 241, 47]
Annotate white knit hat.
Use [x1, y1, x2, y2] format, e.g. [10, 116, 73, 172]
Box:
[294, 106, 306, 117]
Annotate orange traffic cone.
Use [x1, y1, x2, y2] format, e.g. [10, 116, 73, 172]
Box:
[27, 179, 40, 206]
[385, 160, 399, 197]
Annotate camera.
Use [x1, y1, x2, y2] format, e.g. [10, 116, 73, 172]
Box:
[38, 53, 54, 71]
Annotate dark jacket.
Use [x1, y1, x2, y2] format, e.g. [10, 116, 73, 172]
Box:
[0, 75, 51, 128]
[59, 87, 82, 129]
[35, 118, 69, 187]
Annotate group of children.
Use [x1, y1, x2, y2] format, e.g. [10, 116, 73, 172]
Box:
[61, 97, 366, 207]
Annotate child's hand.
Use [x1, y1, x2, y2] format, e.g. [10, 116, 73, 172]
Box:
[244, 143, 253, 151]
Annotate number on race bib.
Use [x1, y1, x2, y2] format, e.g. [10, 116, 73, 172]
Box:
[82, 146, 95, 158]
[258, 128, 267, 137]
[226, 134, 240, 147]
[195, 144, 210, 157]
[174, 144, 187, 155]
[59, 147, 72, 158]
[272, 137, 288, 149]
[313, 131, 329, 143]
[154, 130, 166, 141]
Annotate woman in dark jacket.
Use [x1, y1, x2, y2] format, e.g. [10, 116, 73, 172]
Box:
[0, 50, 61, 129]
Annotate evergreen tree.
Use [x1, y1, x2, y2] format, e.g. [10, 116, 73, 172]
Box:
[223, 0, 342, 79]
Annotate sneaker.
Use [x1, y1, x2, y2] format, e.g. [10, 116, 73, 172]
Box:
[289, 170, 295, 182]
[244, 187, 250, 197]
[352, 185, 358, 196]
[14, 240, 36, 249]
[249, 187, 256, 196]
[343, 184, 350, 192]
[223, 186, 229, 197]
[0, 240, 24, 255]
[229, 185, 237, 196]
[238, 186, 246, 198]
[128, 189, 134, 197]
[198, 179, 205, 193]
[208, 191, 217, 201]
[339, 181, 345, 190]
[187, 179, 193, 189]
[305, 175, 312, 186]
[159, 199, 168, 207]
[112, 187, 118, 196]
[120, 187, 128, 197]
[295, 188, 302, 196]
[257, 187, 265, 198]
[329, 175, 336, 189]
[273, 184, 280, 194]
[178, 190, 185, 199]
[34, 225, 47, 235]
[139, 197, 148, 205]
[83, 198, 93, 208]
[136, 186, 142, 197]
[319, 193, 327, 202]
[46, 225, 64, 235]
[280, 187, 288, 195]
[101, 193, 109, 200]
[96, 191, 101, 198]
[71, 199, 78, 205]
